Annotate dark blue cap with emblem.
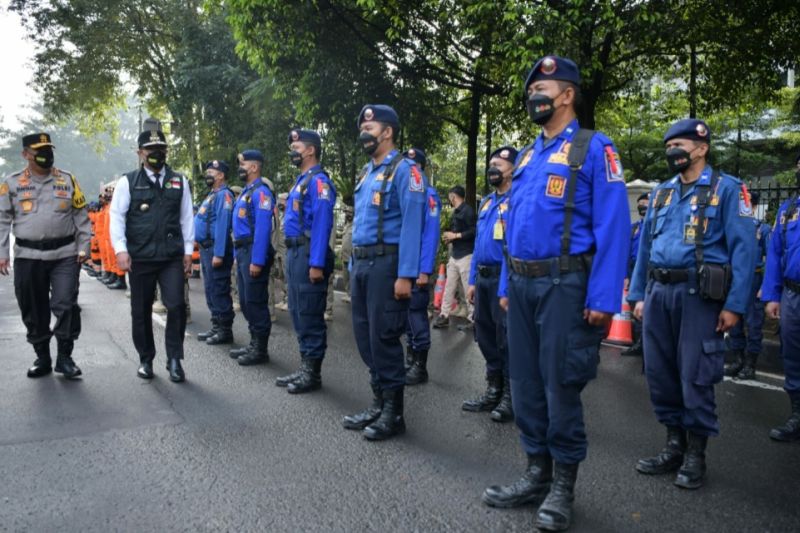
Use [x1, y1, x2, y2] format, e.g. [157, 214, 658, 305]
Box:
[403, 148, 427, 169]
[663, 119, 712, 144]
[23, 132, 55, 149]
[490, 146, 518, 163]
[239, 149, 264, 163]
[525, 56, 581, 91]
[206, 160, 229, 173]
[357, 105, 400, 129]
[288, 128, 321, 147]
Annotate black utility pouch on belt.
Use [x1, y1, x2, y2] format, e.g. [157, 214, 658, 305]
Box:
[697, 263, 731, 302]
[694, 171, 731, 302]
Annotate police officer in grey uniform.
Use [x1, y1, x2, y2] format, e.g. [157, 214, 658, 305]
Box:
[0, 133, 91, 379]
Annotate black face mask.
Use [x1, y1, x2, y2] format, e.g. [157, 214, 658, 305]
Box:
[526, 92, 559, 126]
[34, 148, 54, 169]
[238, 167, 249, 180]
[205, 175, 215, 188]
[637, 206, 648, 217]
[665, 147, 692, 174]
[487, 167, 504, 187]
[359, 132, 379, 155]
[146, 149, 167, 171]
[289, 150, 304, 167]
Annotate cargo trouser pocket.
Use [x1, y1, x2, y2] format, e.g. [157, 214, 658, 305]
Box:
[694, 338, 725, 385]
[562, 325, 604, 386]
[299, 286, 326, 316]
[380, 298, 409, 340]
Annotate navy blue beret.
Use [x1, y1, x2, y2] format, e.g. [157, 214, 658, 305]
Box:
[524, 56, 581, 90]
[138, 129, 167, 148]
[357, 104, 400, 129]
[663, 119, 711, 144]
[403, 147, 427, 168]
[489, 146, 518, 164]
[288, 128, 321, 147]
[205, 160, 229, 173]
[239, 149, 264, 163]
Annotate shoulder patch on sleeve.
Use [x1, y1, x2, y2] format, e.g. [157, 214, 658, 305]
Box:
[316, 179, 331, 201]
[738, 184, 753, 217]
[69, 174, 87, 209]
[409, 164, 424, 192]
[604, 146, 624, 182]
[258, 192, 272, 211]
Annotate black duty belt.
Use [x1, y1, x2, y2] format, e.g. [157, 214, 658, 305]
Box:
[16, 236, 75, 251]
[233, 237, 253, 248]
[508, 255, 590, 278]
[199, 239, 214, 249]
[285, 236, 309, 248]
[353, 244, 399, 259]
[477, 264, 502, 277]
[785, 279, 800, 294]
[649, 268, 691, 284]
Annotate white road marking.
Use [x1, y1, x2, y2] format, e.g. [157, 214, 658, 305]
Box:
[723, 375, 784, 392]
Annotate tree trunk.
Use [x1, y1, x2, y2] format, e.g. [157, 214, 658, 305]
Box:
[483, 109, 492, 197]
[689, 45, 697, 118]
[466, 87, 481, 209]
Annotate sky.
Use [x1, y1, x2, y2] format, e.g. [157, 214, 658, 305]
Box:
[0, 2, 39, 132]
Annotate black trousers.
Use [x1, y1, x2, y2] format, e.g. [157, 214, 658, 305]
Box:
[129, 258, 186, 362]
[13, 256, 81, 355]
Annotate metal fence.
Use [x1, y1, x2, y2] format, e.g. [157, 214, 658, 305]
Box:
[745, 178, 798, 222]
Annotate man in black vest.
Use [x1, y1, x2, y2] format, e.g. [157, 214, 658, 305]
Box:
[110, 130, 195, 382]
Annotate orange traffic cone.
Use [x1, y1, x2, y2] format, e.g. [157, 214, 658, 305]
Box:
[433, 264, 446, 310]
[605, 289, 633, 346]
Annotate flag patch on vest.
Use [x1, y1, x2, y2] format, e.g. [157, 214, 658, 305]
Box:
[409, 165, 424, 192]
[259, 195, 272, 210]
[604, 146, 624, 182]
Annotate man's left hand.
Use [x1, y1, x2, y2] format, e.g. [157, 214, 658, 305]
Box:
[183, 254, 193, 276]
[394, 278, 412, 300]
[212, 256, 223, 268]
[584, 309, 613, 328]
[309, 267, 324, 284]
[717, 310, 740, 332]
[416, 273, 429, 287]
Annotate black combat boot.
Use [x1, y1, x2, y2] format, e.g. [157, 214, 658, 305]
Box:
[636, 425, 686, 475]
[287, 358, 322, 394]
[276, 364, 305, 387]
[490, 377, 514, 422]
[102, 273, 118, 286]
[535, 462, 579, 531]
[405, 346, 415, 370]
[237, 335, 269, 366]
[206, 321, 233, 345]
[363, 388, 405, 441]
[723, 349, 744, 377]
[98, 271, 111, 283]
[27, 342, 52, 378]
[462, 372, 503, 412]
[482, 454, 552, 508]
[674, 433, 707, 489]
[735, 352, 759, 380]
[54, 339, 82, 379]
[229, 335, 255, 359]
[769, 394, 800, 442]
[621, 337, 643, 356]
[405, 349, 428, 386]
[198, 318, 219, 341]
[343, 383, 382, 430]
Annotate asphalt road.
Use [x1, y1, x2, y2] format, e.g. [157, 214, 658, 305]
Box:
[0, 271, 798, 532]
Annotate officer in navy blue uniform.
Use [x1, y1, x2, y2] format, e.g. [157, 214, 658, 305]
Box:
[195, 160, 235, 346]
[629, 118, 756, 490]
[462, 146, 516, 422]
[762, 154, 800, 441]
[275, 128, 336, 394]
[481, 56, 629, 532]
[228, 150, 275, 366]
[402, 148, 439, 386]
[724, 191, 770, 379]
[621, 192, 650, 357]
[341, 105, 427, 441]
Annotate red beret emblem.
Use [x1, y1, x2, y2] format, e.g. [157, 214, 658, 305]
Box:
[696, 123, 708, 137]
[364, 108, 374, 121]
